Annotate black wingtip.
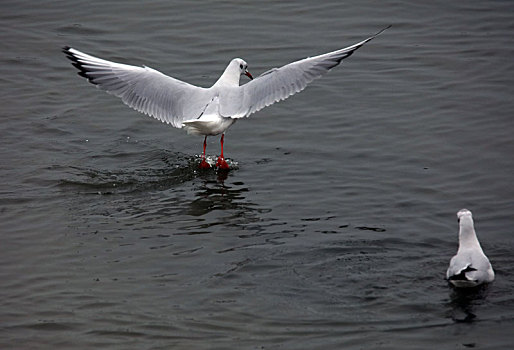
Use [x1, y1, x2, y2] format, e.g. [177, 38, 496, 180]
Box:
[336, 25, 391, 63]
[449, 266, 478, 281]
[62, 46, 76, 61]
[62, 46, 99, 85]
[373, 25, 392, 38]
[77, 71, 90, 79]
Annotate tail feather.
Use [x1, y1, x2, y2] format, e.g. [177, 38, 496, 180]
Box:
[448, 265, 477, 281]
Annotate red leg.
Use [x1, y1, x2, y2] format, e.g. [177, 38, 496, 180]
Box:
[216, 134, 230, 169]
[199, 135, 211, 168]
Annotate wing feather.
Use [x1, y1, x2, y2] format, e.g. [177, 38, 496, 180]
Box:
[219, 26, 390, 118]
[63, 47, 210, 128]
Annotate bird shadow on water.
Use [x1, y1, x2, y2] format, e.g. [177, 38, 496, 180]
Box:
[446, 284, 492, 323]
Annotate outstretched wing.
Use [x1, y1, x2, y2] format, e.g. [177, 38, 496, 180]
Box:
[63, 47, 210, 128]
[219, 26, 390, 118]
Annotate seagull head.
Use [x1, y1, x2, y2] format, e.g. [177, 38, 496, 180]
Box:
[457, 209, 473, 225]
[215, 58, 253, 87]
[457, 209, 472, 220]
[234, 58, 253, 80]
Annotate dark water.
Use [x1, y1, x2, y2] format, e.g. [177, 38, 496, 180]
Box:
[1, 1, 514, 349]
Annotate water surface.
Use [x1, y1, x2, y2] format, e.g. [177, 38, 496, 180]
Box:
[1, 1, 514, 349]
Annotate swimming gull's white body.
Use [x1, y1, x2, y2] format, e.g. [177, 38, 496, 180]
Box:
[446, 209, 495, 288]
[63, 26, 389, 169]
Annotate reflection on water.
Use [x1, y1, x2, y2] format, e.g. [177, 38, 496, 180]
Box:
[447, 284, 491, 323]
[187, 179, 249, 217]
[59, 151, 270, 238]
[179, 173, 274, 238]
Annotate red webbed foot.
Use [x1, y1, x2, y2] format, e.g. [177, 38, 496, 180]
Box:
[216, 156, 229, 170]
[199, 159, 211, 169]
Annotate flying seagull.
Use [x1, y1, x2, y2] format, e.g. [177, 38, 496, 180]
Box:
[63, 25, 390, 169]
[446, 209, 495, 288]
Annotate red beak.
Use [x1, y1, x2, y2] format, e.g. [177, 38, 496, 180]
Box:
[245, 71, 253, 80]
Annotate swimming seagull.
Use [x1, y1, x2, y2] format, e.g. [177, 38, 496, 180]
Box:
[63, 26, 390, 169]
[446, 209, 495, 288]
